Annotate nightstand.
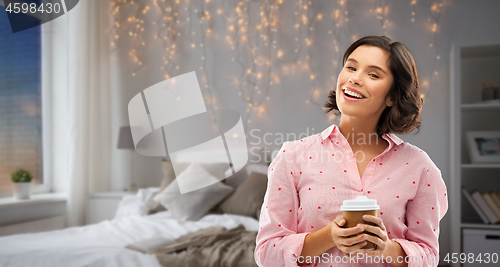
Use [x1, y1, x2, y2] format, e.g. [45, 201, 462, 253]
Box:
[85, 191, 134, 225]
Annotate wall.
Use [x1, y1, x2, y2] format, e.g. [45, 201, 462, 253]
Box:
[110, 0, 454, 187]
[47, 0, 500, 260]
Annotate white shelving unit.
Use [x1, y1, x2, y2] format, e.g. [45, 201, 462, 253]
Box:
[450, 42, 500, 267]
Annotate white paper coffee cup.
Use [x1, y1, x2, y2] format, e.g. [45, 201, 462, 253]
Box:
[340, 196, 380, 253]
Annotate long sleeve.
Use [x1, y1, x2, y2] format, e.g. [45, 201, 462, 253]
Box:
[392, 167, 448, 267]
[254, 142, 311, 267]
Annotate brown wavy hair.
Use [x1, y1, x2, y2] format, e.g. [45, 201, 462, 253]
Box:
[324, 36, 422, 136]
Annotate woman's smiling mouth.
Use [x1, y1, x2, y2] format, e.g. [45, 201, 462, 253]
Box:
[342, 87, 366, 101]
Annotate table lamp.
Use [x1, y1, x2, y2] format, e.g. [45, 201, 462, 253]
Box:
[117, 126, 138, 192]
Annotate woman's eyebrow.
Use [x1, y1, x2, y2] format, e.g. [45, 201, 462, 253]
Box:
[346, 58, 387, 74]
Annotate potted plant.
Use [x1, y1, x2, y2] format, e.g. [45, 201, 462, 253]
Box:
[11, 168, 33, 199]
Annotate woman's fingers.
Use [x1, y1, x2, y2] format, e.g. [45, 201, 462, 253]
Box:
[363, 233, 383, 248]
[342, 239, 368, 254]
[340, 225, 364, 238]
[363, 215, 386, 231]
[334, 216, 345, 227]
[358, 224, 385, 240]
[332, 216, 375, 256]
[337, 231, 368, 256]
[342, 233, 368, 246]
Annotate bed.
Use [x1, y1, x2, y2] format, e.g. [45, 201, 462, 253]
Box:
[0, 161, 269, 267]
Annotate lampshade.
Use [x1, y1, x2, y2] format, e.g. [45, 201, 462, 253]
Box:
[117, 126, 135, 149]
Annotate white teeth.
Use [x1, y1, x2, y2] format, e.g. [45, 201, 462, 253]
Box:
[344, 89, 363, 99]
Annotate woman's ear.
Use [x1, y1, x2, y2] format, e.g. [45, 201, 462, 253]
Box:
[386, 95, 393, 107]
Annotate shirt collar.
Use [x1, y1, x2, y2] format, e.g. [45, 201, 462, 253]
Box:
[320, 123, 404, 146]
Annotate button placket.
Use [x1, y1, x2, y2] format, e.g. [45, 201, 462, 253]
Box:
[363, 135, 394, 189]
[337, 134, 363, 193]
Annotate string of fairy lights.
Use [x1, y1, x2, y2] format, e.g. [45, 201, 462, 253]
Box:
[424, 0, 444, 100]
[374, 0, 390, 36]
[110, 0, 446, 132]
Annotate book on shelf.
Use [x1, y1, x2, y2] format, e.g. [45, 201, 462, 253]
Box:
[125, 236, 204, 254]
[483, 192, 500, 221]
[461, 187, 489, 224]
[471, 190, 499, 224]
[491, 193, 500, 211]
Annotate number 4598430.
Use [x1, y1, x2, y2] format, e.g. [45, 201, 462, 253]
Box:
[443, 253, 498, 264]
[5, 2, 62, 14]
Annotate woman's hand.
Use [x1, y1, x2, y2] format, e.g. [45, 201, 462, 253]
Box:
[357, 215, 392, 256]
[329, 216, 369, 256]
[356, 215, 408, 267]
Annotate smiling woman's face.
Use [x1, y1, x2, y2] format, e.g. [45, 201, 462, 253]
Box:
[336, 45, 394, 121]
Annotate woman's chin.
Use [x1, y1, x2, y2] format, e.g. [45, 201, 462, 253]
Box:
[337, 109, 364, 118]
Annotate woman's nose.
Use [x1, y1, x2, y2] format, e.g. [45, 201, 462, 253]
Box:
[348, 76, 363, 86]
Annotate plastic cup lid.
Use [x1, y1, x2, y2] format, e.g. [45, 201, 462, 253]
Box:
[340, 196, 380, 211]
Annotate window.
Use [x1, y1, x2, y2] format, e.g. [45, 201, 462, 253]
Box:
[0, 5, 42, 197]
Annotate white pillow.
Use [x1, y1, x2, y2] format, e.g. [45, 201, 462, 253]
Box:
[115, 187, 160, 219]
[153, 163, 234, 221]
[157, 160, 230, 192]
[150, 161, 232, 213]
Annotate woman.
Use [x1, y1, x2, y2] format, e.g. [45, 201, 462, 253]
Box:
[254, 36, 448, 267]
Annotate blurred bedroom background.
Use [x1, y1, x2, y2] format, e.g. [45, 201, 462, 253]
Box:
[1, 0, 500, 266]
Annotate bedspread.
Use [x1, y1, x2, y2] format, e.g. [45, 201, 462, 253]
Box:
[155, 224, 258, 267]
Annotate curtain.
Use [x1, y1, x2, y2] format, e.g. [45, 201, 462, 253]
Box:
[63, 0, 112, 227]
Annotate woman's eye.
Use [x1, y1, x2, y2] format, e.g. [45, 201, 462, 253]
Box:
[369, 74, 380, 78]
[347, 66, 356, 71]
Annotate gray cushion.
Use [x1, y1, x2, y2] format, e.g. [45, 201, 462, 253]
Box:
[218, 172, 268, 219]
[223, 167, 248, 188]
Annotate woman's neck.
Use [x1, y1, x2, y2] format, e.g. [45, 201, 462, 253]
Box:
[338, 118, 384, 149]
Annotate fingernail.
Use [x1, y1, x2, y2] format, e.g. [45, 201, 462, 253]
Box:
[363, 215, 368, 219]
